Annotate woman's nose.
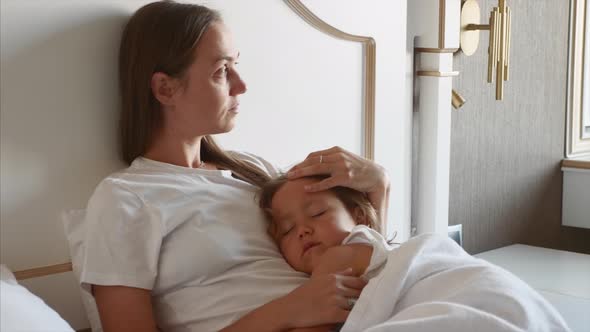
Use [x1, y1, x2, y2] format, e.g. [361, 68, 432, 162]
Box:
[230, 73, 247, 95]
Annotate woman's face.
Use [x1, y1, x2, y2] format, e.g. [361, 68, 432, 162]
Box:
[270, 178, 358, 274]
[166, 21, 247, 138]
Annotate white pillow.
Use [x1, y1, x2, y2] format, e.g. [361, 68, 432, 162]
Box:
[0, 264, 75, 332]
[62, 209, 103, 332]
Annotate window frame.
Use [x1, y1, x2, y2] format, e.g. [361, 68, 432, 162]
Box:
[567, 0, 590, 158]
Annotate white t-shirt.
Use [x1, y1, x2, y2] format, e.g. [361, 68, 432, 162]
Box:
[341, 225, 394, 280]
[80, 152, 308, 332]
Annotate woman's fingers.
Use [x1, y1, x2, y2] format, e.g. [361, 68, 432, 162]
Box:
[289, 154, 338, 173]
[288, 162, 333, 179]
[303, 176, 344, 192]
[302, 146, 342, 162]
[289, 172, 351, 192]
[340, 275, 368, 290]
[332, 308, 351, 320]
[334, 268, 355, 276]
[335, 297, 351, 311]
[289, 146, 388, 200]
[339, 287, 363, 299]
[333, 271, 365, 308]
[290, 146, 345, 171]
[285, 269, 364, 327]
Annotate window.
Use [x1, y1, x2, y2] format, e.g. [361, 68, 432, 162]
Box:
[567, 0, 590, 157]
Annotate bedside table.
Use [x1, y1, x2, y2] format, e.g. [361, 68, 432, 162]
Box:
[476, 244, 590, 332]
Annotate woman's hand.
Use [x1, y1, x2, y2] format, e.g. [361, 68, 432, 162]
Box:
[287, 146, 388, 194]
[219, 268, 365, 332]
[287, 146, 390, 232]
[279, 268, 367, 329]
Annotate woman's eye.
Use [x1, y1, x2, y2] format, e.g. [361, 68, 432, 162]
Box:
[216, 65, 228, 77]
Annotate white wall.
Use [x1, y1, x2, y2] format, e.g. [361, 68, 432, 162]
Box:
[297, 0, 411, 242]
[0, 0, 409, 328]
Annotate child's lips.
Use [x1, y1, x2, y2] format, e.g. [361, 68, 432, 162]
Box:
[302, 242, 320, 256]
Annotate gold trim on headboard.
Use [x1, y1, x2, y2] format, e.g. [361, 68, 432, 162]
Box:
[439, 0, 446, 48]
[13, 262, 73, 281]
[284, 0, 376, 161]
[417, 70, 460, 77]
[415, 47, 459, 54]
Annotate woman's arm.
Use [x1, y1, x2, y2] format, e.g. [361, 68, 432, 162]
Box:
[220, 271, 366, 332]
[93, 285, 158, 332]
[287, 146, 391, 234]
[366, 175, 390, 234]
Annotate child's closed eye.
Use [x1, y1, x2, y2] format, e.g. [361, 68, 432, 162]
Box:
[311, 210, 327, 218]
[282, 225, 294, 235]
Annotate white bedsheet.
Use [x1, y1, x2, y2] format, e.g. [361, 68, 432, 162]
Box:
[341, 234, 571, 332]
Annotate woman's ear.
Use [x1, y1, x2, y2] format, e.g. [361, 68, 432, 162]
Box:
[151, 72, 179, 106]
[352, 207, 368, 226]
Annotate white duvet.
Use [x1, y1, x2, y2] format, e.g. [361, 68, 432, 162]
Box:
[341, 233, 571, 332]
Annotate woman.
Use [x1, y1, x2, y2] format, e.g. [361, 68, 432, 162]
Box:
[82, 1, 390, 331]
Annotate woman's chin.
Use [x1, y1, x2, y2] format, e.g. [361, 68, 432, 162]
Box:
[222, 122, 236, 133]
[212, 121, 236, 135]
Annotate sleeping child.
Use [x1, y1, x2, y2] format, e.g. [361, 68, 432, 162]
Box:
[258, 173, 392, 292]
[258, 174, 571, 332]
[258, 174, 388, 332]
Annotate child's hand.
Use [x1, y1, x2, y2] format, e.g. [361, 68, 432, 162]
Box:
[312, 244, 373, 277]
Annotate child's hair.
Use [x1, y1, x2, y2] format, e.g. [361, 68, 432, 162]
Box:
[258, 174, 380, 240]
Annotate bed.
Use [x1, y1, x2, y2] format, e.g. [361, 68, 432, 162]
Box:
[1, 0, 581, 331]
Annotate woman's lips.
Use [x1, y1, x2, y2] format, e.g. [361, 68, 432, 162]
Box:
[228, 103, 240, 113]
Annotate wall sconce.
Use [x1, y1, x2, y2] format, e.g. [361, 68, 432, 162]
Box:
[452, 89, 466, 109]
[460, 0, 511, 100]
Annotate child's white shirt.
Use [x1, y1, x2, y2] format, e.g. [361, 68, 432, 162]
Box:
[341, 225, 394, 280]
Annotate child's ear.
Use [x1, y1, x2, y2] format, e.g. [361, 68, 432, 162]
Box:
[352, 207, 369, 226]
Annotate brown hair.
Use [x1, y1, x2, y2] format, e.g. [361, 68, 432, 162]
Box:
[258, 175, 380, 240]
[118, 1, 270, 187]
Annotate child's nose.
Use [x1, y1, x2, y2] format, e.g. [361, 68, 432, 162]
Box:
[297, 225, 312, 238]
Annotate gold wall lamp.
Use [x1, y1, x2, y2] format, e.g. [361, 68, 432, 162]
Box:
[460, 0, 511, 100]
[452, 89, 467, 109]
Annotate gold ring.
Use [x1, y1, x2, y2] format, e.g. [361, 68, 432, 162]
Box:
[347, 297, 357, 309]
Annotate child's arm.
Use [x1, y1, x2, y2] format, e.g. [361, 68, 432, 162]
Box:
[312, 244, 373, 277]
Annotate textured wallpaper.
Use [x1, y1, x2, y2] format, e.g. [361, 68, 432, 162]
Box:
[449, 0, 590, 254]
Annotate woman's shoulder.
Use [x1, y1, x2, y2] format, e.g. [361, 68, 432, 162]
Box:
[88, 174, 144, 211]
[90, 157, 175, 198]
[87, 163, 152, 210]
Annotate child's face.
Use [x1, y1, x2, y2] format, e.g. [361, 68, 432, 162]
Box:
[270, 178, 358, 274]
